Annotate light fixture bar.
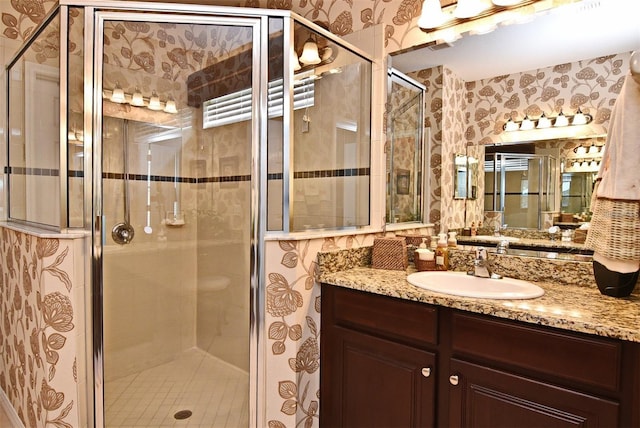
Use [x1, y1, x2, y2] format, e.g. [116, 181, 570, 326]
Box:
[503, 110, 593, 132]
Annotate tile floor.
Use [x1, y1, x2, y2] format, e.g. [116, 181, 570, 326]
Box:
[105, 348, 249, 427]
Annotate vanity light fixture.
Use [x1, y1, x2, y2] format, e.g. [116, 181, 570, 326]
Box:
[291, 46, 302, 71]
[131, 88, 145, 107]
[536, 112, 551, 129]
[103, 86, 178, 114]
[554, 110, 569, 127]
[502, 109, 592, 132]
[519, 114, 534, 131]
[148, 91, 162, 111]
[163, 96, 178, 114]
[110, 82, 126, 104]
[504, 117, 519, 132]
[454, 0, 489, 19]
[418, 0, 453, 29]
[572, 107, 588, 125]
[299, 37, 321, 65]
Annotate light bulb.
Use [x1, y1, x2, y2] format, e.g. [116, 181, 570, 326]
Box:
[418, 0, 452, 29]
[588, 144, 598, 154]
[503, 118, 519, 132]
[519, 115, 534, 131]
[131, 88, 145, 106]
[110, 82, 126, 103]
[576, 145, 587, 156]
[291, 45, 301, 71]
[299, 38, 321, 65]
[536, 113, 551, 129]
[572, 108, 587, 125]
[554, 110, 569, 127]
[454, 0, 488, 19]
[148, 91, 162, 111]
[164, 96, 177, 114]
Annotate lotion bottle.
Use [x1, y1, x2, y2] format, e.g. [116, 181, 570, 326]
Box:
[435, 233, 449, 271]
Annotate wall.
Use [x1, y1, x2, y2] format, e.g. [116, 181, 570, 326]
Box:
[0, 1, 612, 428]
[0, 227, 88, 428]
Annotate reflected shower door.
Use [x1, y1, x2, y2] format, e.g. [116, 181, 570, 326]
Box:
[97, 12, 259, 427]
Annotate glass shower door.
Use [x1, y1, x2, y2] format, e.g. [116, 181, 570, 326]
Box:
[96, 12, 259, 427]
[495, 153, 556, 229]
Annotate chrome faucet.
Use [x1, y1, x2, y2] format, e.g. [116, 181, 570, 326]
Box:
[469, 247, 502, 279]
[494, 224, 508, 237]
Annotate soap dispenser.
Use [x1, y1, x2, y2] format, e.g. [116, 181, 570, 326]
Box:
[435, 233, 449, 271]
[447, 231, 457, 248]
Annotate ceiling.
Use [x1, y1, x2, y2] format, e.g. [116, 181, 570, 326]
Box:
[391, 0, 640, 81]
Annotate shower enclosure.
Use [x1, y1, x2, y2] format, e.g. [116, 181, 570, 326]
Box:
[5, 1, 372, 426]
[485, 153, 557, 229]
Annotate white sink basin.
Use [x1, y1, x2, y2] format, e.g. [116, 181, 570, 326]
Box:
[407, 271, 544, 299]
[474, 235, 520, 243]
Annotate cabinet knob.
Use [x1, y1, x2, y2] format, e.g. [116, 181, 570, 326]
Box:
[421, 367, 431, 378]
[449, 375, 459, 386]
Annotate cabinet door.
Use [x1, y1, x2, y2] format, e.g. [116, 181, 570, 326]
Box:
[447, 359, 619, 428]
[321, 327, 436, 428]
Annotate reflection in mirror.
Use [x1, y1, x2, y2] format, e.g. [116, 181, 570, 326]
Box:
[454, 153, 467, 199]
[561, 171, 596, 220]
[467, 155, 478, 200]
[388, 0, 637, 234]
[386, 68, 426, 224]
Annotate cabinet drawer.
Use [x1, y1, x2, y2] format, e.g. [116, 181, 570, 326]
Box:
[451, 312, 622, 393]
[325, 284, 438, 347]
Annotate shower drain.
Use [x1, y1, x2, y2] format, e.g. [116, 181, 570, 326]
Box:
[174, 410, 193, 420]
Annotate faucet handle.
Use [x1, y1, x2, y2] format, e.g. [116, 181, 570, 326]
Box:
[475, 247, 487, 260]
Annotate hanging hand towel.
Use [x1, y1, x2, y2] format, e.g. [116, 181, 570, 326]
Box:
[595, 73, 640, 200]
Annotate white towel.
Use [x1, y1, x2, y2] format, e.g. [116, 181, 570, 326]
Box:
[595, 73, 640, 201]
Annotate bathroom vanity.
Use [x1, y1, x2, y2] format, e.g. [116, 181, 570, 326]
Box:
[319, 268, 640, 427]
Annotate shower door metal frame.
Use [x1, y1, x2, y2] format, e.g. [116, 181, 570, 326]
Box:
[85, 3, 269, 427]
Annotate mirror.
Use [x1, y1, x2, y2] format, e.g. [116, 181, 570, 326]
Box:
[388, 0, 639, 231]
[454, 153, 477, 200]
[385, 67, 426, 224]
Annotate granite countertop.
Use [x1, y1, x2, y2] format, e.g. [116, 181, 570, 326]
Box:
[319, 266, 640, 343]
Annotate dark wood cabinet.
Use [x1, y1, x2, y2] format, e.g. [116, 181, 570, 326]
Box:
[447, 358, 619, 428]
[321, 284, 640, 428]
[321, 285, 438, 428]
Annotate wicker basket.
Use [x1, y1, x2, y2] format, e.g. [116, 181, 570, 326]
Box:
[372, 237, 408, 270]
[586, 196, 640, 260]
[414, 258, 437, 271]
[573, 229, 587, 244]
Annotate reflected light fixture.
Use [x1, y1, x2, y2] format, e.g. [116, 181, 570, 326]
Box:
[110, 82, 126, 103]
[164, 96, 177, 114]
[131, 88, 145, 106]
[454, 0, 488, 19]
[291, 46, 302, 71]
[299, 37, 321, 65]
[148, 90, 162, 111]
[418, 0, 452, 29]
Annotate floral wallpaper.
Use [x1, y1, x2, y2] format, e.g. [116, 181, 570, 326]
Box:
[0, 228, 83, 428]
[0, 2, 622, 428]
[264, 233, 376, 428]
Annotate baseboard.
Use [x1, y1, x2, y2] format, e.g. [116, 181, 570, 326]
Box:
[0, 389, 24, 428]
